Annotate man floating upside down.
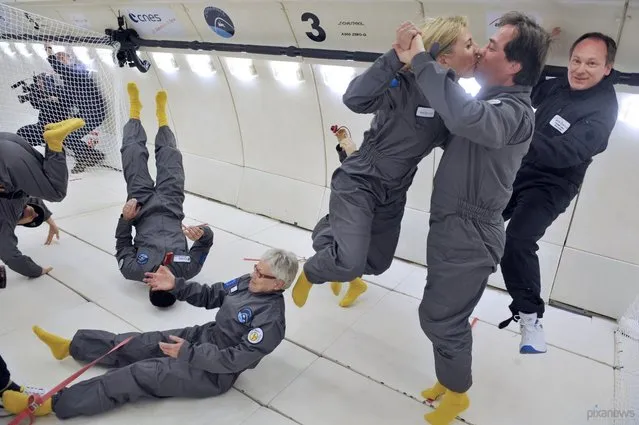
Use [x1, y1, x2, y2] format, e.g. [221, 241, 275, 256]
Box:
[115, 83, 215, 308]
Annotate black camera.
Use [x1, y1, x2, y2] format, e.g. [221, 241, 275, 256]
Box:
[12, 74, 46, 105]
[104, 15, 151, 73]
[11, 79, 31, 103]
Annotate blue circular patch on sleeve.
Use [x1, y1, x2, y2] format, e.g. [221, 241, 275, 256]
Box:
[136, 253, 149, 265]
[237, 307, 253, 324]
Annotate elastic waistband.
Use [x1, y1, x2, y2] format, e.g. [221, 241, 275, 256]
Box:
[356, 143, 417, 182]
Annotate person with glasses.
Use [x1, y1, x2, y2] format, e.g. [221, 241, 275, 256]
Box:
[2, 248, 298, 420]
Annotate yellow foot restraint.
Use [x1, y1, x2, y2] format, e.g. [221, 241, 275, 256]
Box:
[339, 277, 367, 307]
[127, 82, 142, 119]
[156, 90, 168, 127]
[292, 271, 313, 307]
[43, 118, 85, 153]
[424, 390, 470, 425]
[421, 381, 446, 402]
[32, 325, 70, 360]
[1, 390, 52, 416]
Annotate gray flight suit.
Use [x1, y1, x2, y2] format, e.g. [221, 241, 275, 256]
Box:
[50, 274, 286, 419]
[303, 49, 449, 284]
[115, 119, 214, 306]
[0, 132, 68, 202]
[0, 195, 51, 277]
[410, 52, 535, 393]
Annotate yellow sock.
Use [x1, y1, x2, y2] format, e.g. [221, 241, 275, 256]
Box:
[2, 390, 52, 416]
[421, 381, 446, 401]
[32, 325, 70, 360]
[291, 271, 313, 307]
[44, 121, 66, 131]
[330, 281, 342, 296]
[425, 390, 470, 425]
[339, 277, 367, 307]
[43, 118, 85, 153]
[156, 90, 168, 127]
[128, 82, 142, 119]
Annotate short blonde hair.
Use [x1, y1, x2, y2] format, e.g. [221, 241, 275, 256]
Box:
[419, 16, 469, 58]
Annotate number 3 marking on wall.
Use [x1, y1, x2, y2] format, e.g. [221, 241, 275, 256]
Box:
[301, 12, 326, 42]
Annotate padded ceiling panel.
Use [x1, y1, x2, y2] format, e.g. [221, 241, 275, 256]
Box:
[420, 1, 626, 67]
[55, 5, 119, 36]
[6, 3, 62, 23]
[112, 3, 203, 41]
[182, 2, 298, 46]
[283, 1, 423, 50]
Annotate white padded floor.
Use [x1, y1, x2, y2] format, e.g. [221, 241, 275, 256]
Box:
[0, 170, 619, 425]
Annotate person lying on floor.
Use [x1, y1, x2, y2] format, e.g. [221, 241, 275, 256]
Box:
[1, 248, 298, 420]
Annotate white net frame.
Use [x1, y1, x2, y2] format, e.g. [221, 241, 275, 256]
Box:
[0, 3, 125, 174]
[613, 294, 639, 425]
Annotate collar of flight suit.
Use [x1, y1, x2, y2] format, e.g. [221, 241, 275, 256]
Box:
[559, 72, 616, 100]
[224, 274, 286, 297]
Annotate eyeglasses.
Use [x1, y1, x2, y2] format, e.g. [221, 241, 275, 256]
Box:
[254, 264, 277, 280]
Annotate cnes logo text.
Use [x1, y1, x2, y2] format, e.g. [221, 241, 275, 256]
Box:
[128, 13, 162, 23]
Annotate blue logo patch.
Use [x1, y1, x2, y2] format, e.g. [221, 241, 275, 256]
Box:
[237, 307, 253, 324]
[223, 278, 238, 289]
[390, 78, 399, 88]
[136, 253, 149, 265]
[203, 7, 235, 38]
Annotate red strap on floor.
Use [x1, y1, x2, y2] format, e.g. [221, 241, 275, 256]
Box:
[8, 336, 134, 425]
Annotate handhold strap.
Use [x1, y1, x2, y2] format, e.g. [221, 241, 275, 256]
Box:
[498, 315, 519, 329]
[8, 336, 134, 425]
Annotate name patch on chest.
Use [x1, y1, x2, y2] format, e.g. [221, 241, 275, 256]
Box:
[224, 278, 238, 290]
[549, 114, 571, 134]
[416, 106, 434, 118]
[173, 255, 191, 263]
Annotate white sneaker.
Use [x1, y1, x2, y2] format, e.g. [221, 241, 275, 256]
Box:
[0, 385, 46, 417]
[21, 385, 46, 397]
[518, 312, 547, 354]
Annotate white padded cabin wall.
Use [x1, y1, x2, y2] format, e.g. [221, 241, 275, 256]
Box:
[4, 0, 639, 320]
